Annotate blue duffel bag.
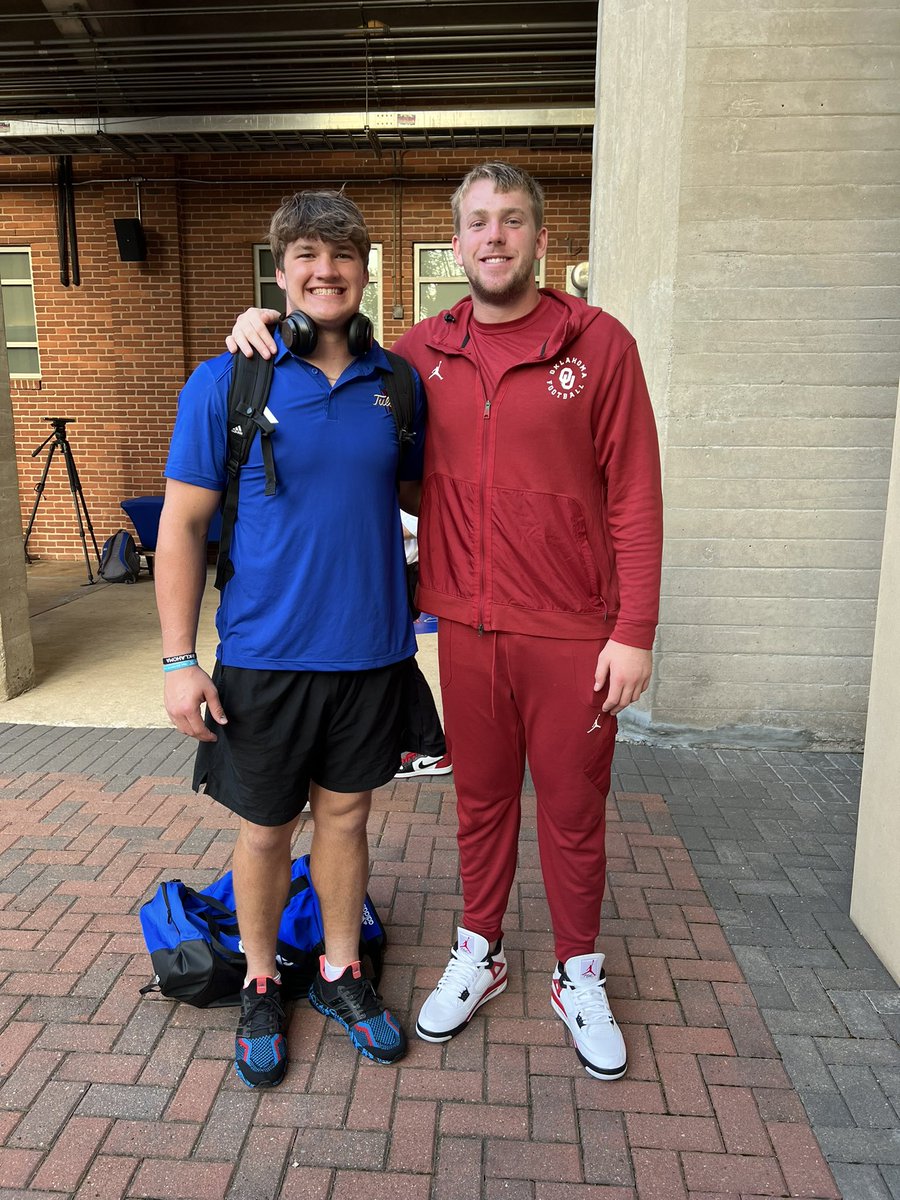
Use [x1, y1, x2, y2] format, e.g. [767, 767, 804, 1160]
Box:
[138, 854, 386, 1007]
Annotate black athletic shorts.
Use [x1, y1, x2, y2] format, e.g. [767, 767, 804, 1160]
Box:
[192, 659, 411, 826]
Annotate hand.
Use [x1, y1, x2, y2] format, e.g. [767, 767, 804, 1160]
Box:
[225, 307, 281, 358]
[594, 640, 652, 714]
[164, 667, 228, 742]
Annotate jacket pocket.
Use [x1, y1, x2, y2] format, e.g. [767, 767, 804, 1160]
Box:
[419, 473, 478, 601]
[491, 487, 606, 615]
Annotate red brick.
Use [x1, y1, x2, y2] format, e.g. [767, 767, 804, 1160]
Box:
[699, 1055, 792, 1090]
[103, 1118, 200, 1158]
[386, 1099, 437, 1173]
[72, 1154, 139, 1200]
[753, 1087, 808, 1124]
[681, 1151, 787, 1195]
[442, 1101, 529, 1140]
[227, 1125, 294, 1199]
[486, 1139, 583, 1183]
[277, 1165, 333, 1199]
[723, 1004, 780, 1059]
[398, 1067, 483, 1101]
[0, 1021, 42, 1075]
[164, 1058, 228, 1121]
[333, 1171, 431, 1200]
[674, 979, 727, 1028]
[666, 960, 744, 983]
[574, 1077, 666, 1114]
[632, 957, 676, 1001]
[130, 1158, 234, 1199]
[625, 1112, 722, 1152]
[631, 1148, 688, 1200]
[687, 923, 734, 961]
[487, 1042, 529, 1104]
[580, 1110, 634, 1187]
[433, 1135, 483, 1200]
[345, 1064, 398, 1130]
[0, 1146, 43, 1187]
[534, 1187, 635, 1199]
[709, 1084, 772, 1156]
[31, 1116, 111, 1191]
[767, 1122, 841, 1198]
[649, 1026, 735, 1057]
[712, 981, 755, 1007]
[57, 1051, 144, 1085]
[656, 1053, 713, 1116]
[530, 1075, 578, 1142]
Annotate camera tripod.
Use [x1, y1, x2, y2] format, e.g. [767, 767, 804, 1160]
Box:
[22, 418, 101, 585]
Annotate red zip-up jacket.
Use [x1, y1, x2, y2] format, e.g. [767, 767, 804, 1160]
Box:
[392, 289, 663, 649]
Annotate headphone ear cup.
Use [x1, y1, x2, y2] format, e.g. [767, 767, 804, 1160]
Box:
[347, 313, 374, 357]
[280, 310, 318, 356]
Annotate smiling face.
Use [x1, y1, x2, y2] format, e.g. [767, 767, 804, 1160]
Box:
[451, 179, 548, 321]
[276, 237, 368, 333]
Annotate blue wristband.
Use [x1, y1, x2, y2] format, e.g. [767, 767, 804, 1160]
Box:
[163, 658, 198, 673]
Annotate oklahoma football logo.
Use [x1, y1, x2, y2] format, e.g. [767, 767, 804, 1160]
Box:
[546, 356, 588, 399]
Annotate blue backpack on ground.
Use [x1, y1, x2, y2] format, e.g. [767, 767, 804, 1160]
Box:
[99, 528, 140, 583]
[138, 854, 387, 1007]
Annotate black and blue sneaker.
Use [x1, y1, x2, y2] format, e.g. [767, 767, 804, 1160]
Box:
[234, 976, 288, 1088]
[308, 960, 407, 1065]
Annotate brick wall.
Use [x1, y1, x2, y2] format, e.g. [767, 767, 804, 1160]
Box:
[2, 148, 591, 559]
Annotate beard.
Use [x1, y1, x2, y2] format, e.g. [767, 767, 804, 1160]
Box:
[464, 256, 536, 309]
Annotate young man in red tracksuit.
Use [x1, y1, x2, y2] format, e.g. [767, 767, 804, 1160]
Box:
[227, 161, 663, 1081]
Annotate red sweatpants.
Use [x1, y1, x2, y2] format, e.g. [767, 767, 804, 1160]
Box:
[438, 620, 617, 963]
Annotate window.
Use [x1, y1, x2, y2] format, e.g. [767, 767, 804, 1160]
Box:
[414, 243, 546, 322]
[253, 243, 383, 343]
[0, 248, 40, 378]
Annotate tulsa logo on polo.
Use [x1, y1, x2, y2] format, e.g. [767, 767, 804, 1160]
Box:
[546, 356, 588, 399]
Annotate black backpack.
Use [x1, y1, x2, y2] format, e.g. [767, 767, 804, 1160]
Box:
[214, 349, 416, 592]
[99, 529, 141, 583]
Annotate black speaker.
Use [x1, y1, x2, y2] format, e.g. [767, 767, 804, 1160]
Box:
[280, 310, 373, 358]
[114, 218, 147, 262]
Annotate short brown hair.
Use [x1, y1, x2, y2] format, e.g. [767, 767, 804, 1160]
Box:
[268, 190, 371, 270]
[451, 161, 545, 234]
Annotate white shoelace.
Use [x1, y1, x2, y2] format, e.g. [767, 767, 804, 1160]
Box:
[437, 947, 488, 995]
[565, 975, 614, 1025]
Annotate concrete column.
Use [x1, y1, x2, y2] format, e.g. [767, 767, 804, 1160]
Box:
[0, 299, 35, 700]
[851, 382, 900, 984]
[591, 0, 900, 747]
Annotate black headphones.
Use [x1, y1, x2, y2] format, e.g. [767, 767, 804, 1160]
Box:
[279, 310, 374, 358]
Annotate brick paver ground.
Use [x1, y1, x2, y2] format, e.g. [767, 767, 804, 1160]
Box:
[0, 723, 895, 1199]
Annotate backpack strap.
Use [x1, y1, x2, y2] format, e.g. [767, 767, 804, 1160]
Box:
[214, 351, 276, 591]
[381, 350, 416, 469]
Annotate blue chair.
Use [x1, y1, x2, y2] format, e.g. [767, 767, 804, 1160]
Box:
[120, 496, 222, 576]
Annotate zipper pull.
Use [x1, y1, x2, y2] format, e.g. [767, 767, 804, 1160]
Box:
[483, 399, 491, 418]
[477, 623, 484, 637]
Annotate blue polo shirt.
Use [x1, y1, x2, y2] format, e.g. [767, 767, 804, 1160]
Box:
[165, 336, 425, 670]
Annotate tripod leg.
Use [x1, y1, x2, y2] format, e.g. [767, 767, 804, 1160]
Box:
[60, 441, 97, 585]
[22, 442, 58, 563]
[62, 442, 101, 562]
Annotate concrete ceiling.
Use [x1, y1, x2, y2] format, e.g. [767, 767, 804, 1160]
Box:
[0, 0, 599, 155]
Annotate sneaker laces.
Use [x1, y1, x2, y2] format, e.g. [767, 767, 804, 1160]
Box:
[400, 751, 417, 764]
[564, 974, 614, 1026]
[436, 944, 489, 995]
[329, 975, 384, 1022]
[240, 986, 286, 1037]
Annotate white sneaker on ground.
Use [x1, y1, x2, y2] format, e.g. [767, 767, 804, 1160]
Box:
[415, 927, 508, 1042]
[395, 752, 453, 778]
[551, 952, 627, 1080]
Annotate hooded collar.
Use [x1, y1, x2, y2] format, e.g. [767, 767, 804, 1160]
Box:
[424, 288, 606, 362]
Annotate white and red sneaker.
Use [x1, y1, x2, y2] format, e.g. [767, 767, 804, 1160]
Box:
[551, 953, 627, 1080]
[395, 752, 453, 778]
[415, 927, 507, 1042]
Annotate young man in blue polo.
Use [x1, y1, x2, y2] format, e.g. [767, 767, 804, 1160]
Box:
[155, 191, 424, 1087]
